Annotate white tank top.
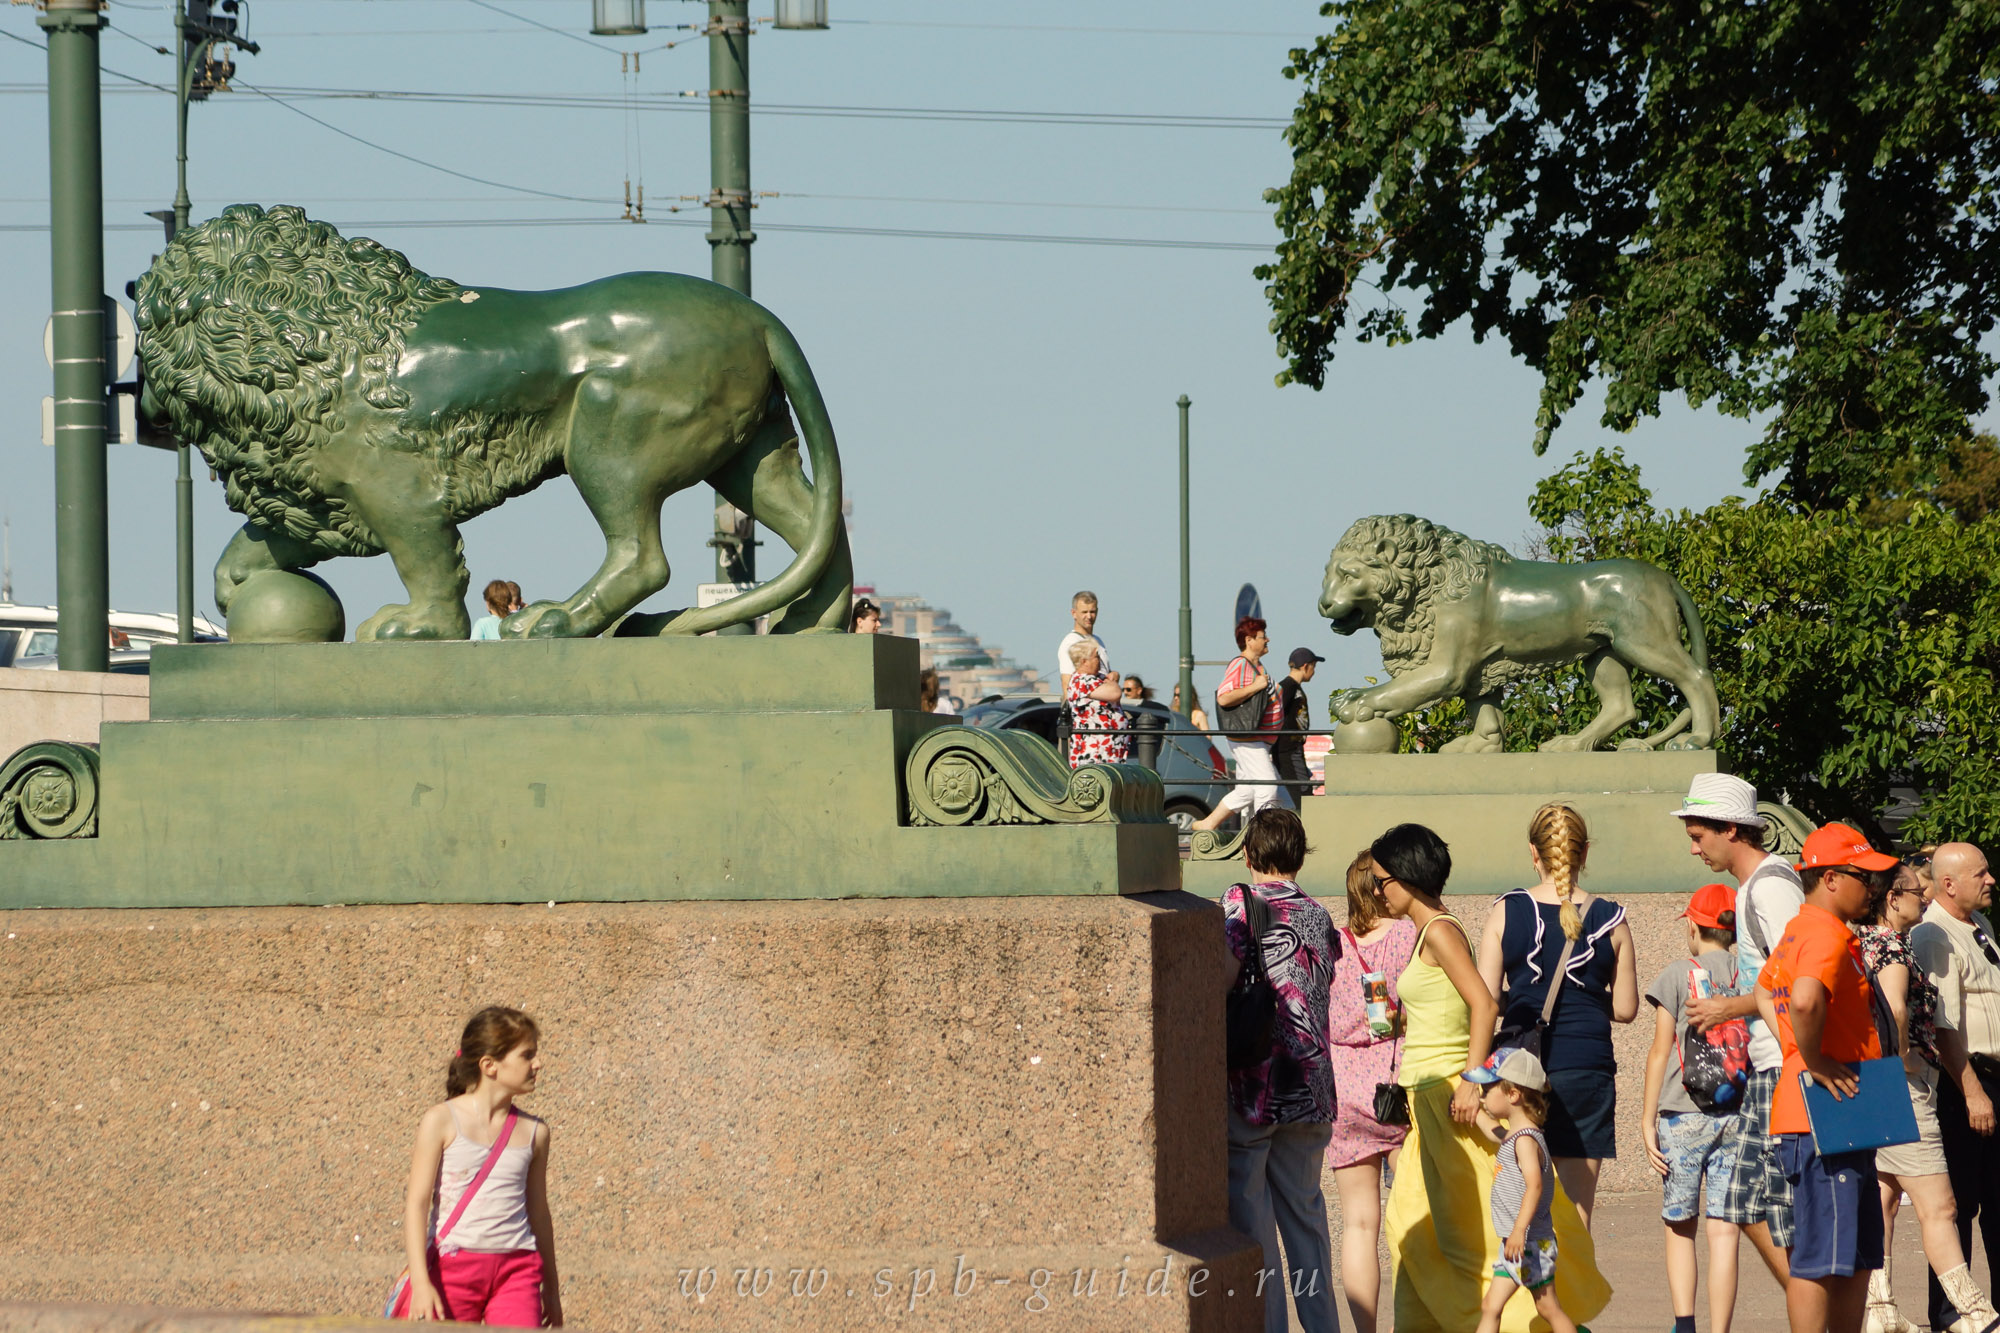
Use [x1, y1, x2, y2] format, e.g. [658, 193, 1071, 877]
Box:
[432, 1105, 537, 1254]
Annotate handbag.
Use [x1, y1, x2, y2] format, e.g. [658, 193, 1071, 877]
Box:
[1362, 923, 1415, 1126]
[385, 1106, 520, 1319]
[1215, 657, 1271, 736]
[1494, 895, 1579, 1061]
[1225, 887, 1278, 1071]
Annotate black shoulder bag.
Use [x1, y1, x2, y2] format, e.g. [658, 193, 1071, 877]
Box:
[1215, 658, 1271, 737]
[1226, 887, 1278, 1070]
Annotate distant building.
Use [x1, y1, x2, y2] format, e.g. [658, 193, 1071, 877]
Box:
[853, 585, 1053, 706]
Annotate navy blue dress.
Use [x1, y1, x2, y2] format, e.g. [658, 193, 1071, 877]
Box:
[1497, 890, 1626, 1159]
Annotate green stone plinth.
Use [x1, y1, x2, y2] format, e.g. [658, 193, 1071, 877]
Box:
[1183, 751, 1722, 901]
[0, 637, 1179, 908]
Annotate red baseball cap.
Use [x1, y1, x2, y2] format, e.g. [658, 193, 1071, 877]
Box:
[1796, 822, 1899, 873]
[1682, 883, 1737, 929]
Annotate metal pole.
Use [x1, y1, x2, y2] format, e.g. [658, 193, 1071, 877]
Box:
[1177, 395, 1195, 722]
[42, 0, 109, 672]
[172, 0, 192, 232]
[176, 443, 195, 641]
[707, 0, 755, 629]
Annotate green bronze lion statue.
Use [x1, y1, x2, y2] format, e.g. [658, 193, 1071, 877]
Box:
[1318, 515, 1720, 752]
[135, 204, 850, 640]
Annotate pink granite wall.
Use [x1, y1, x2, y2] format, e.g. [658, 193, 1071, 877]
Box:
[0, 896, 1259, 1333]
[0, 669, 147, 760]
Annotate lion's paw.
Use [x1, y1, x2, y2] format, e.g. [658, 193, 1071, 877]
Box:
[1538, 735, 1595, 753]
[358, 603, 466, 641]
[1440, 735, 1502, 754]
[1664, 736, 1712, 752]
[502, 602, 575, 639]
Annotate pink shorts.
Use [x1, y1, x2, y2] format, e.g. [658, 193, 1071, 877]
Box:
[428, 1249, 543, 1327]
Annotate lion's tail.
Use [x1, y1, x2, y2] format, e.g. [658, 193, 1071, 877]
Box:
[649, 312, 843, 635]
[1673, 576, 1708, 671]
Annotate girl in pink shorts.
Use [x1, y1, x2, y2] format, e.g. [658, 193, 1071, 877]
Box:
[400, 1006, 562, 1326]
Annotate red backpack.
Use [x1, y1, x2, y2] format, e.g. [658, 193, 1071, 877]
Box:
[1681, 965, 1751, 1113]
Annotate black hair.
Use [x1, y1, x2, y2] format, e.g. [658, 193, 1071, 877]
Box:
[1697, 925, 1737, 949]
[1369, 822, 1451, 897]
[1244, 808, 1310, 877]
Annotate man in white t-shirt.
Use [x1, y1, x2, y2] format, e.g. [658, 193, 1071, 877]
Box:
[1056, 591, 1108, 692]
[1676, 772, 1804, 1289]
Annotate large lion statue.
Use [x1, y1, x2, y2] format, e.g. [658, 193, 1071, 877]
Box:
[1318, 515, 1720, 752]
[135, 204, 850, 640]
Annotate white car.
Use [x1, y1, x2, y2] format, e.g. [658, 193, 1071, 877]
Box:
[0, 603, 224, 669]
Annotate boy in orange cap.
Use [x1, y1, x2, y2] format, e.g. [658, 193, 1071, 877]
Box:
[1642, 883, 1750, 1333]
[1758, 822, 1897, 1333]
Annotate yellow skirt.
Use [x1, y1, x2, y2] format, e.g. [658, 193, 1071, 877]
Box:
[1384, 1078, 1612, 1332]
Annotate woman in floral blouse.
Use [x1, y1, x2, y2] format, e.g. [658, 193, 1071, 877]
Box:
[1062, 640, 1129, 768]
[1859, 862, 2000, 1333]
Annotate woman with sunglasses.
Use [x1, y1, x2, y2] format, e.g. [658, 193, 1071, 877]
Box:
[1859, 862, 2000, 1333]
[1373, 824, 1609, 1332]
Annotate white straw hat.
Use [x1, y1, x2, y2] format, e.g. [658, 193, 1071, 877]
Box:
[1673, 772, 1765, 830]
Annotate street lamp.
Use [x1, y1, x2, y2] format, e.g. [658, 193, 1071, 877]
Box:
[703, 0, 825, 629]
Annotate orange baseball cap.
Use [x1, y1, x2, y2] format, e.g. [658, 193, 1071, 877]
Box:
[1683, 883, 1737, 928]
[1796, 822, 1899, 873]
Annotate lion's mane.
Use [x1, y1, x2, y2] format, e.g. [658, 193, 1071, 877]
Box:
[1331, 515, 1522, 690]
[135, 203, 465, 555]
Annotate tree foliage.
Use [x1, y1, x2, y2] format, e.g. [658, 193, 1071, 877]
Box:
[1260, 0, 2000, 505]
[1506, 448, 2000, 843]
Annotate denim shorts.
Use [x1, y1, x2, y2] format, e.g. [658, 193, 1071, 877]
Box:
[1659, 1111, 1740, 1223]
[1777, 1132, 1884, 1280]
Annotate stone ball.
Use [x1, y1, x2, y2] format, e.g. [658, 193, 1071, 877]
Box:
[1332, 717, 1400, 755]
[227, 570, 345, 644]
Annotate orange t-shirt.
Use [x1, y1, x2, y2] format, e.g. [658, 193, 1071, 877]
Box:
[1758, 900, 1884, 1135]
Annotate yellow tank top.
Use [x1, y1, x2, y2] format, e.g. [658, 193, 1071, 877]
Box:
[1398, 912, 1474, 1086]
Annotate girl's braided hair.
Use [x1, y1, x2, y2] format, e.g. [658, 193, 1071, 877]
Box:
[1529, 803, 1591, 941]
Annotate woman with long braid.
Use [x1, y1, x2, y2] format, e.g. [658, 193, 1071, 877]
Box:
[1477, 803, 1640, 1229]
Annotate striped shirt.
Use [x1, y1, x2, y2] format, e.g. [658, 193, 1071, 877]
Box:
[1491, 1125, 1555, 1244]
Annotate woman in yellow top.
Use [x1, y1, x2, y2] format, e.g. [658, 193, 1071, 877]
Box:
[1372, 823, 1612, 1332]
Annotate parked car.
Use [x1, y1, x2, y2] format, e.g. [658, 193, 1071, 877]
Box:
[0, 603, 224, 669]
[11, 649, 157, 675]
[960, 696, 1232, 831]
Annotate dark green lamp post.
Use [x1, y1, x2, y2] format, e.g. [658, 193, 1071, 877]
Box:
[704, 0, 824, 629]
[41, 0, 108, 671]
[1177, 395, 1194, 724]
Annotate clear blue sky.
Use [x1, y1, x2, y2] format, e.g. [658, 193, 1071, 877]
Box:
[0, 0, 1862, 698]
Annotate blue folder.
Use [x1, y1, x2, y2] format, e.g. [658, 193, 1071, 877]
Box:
[1800, 1057, 1920, 1154]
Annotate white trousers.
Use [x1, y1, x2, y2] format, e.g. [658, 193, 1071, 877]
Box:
[1222, 741, 1291, 817]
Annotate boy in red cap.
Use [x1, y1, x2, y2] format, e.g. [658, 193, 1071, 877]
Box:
[1758, 822, 1898, 1333]
[1642, 883, 1750, 1333]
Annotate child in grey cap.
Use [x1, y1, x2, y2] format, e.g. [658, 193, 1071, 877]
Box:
[1471, 1046, 1578, 1333]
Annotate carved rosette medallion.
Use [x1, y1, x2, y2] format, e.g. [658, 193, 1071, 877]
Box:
[0, 741, 101, 840]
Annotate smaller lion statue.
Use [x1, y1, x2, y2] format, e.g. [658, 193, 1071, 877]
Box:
[136, 204, 851, 641]
[1318, 515, 1720, 752]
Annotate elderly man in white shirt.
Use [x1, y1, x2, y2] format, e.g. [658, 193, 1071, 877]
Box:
[1911, 843, 2000, 1333]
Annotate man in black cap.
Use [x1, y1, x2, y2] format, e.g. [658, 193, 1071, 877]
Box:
[1273, 648, 1324, 810]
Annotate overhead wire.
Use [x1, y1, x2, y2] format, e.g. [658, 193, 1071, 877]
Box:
[0, 214, 1272, 251]
[233, 79, 617, 204]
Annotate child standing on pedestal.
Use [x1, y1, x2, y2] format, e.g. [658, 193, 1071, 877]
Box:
[397, 1006, 563, 1327]
[1470, 1047, 1577, 1333]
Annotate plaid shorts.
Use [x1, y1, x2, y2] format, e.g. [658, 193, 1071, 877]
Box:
[1715, 1066, 1794, 1247]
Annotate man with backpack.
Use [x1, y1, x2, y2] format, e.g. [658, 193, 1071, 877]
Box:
[1676, 772, 1806, 1288]
[1642, 882, 1753, 1333]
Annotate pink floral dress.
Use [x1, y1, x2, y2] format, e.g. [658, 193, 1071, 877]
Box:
[1326, 917, 1418, 1167]
[1065, 670, 1130, 767]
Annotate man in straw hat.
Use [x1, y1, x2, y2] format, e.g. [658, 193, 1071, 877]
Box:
[1675, 772, 1806, 1288]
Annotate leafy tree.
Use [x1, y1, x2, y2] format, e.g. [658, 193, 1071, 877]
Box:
[1260, 0, 2000, 506]
[1506, 449, 2000, 843]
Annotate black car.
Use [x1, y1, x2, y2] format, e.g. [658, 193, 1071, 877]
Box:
[960, 696, 1232, 831]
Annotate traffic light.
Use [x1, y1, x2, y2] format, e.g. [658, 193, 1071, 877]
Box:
[184, 0, 244, 100]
